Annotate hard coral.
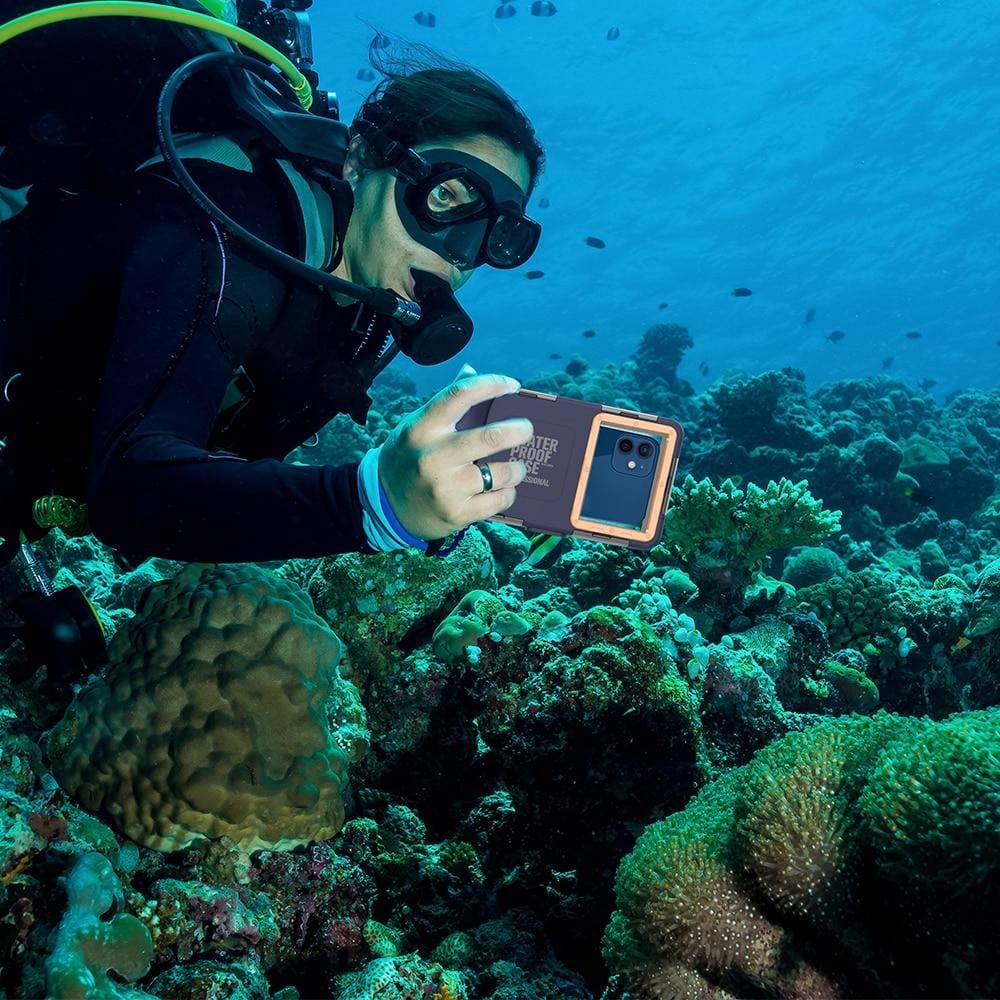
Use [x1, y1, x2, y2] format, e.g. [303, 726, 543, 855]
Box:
[657, 476, 841, 576]
[48, 564, 360, 853]
[605, 708, 1000, 998]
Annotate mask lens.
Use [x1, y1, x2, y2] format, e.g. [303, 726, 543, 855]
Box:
[485, 214, 540, 268]
[424, 175, 486, 222]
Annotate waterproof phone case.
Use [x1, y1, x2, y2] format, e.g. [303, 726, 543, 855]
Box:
[455, 389, 684, 549]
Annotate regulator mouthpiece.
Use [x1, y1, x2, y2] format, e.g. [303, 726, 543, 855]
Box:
[393, 270, 474, 365]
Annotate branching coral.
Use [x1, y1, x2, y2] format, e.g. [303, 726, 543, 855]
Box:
[656, 476, 841, 575]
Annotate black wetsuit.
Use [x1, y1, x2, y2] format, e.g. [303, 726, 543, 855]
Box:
[2, 149, 391, 564]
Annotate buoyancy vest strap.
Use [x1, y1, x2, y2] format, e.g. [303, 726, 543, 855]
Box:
[136, 130, 334, 269]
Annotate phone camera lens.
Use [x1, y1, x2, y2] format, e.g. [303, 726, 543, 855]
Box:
[618, 438, 633, 453]
[637, 442, 653, 458]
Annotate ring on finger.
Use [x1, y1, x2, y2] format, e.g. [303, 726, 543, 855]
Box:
[478, 462, 494, 493]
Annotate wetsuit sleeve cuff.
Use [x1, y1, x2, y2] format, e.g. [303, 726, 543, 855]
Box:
[357, 444, 429, 552]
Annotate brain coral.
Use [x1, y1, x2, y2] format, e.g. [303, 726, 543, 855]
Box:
[48, 564, 360, 853]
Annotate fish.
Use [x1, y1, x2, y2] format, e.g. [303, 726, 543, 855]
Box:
[414, 11, 436, 27]
[698, 361, 709, 376]
[537, 197, 550, 209]
[548, 353, 562, 360]
[530, 0, 557, 14]
[951, 635, 972, 653]
[658, 302, 669, 310]
[804, 308, 816, 324]
[495, 2, 516, 17]
[882, 356, 894, 370]
[905, 330, 922, 340]
[585, 236, 606, 248]
[607, 26, 620, 40]
[826, 330, 846, 343]
[918, 378, 937, 391]
[903, 484, 934, 506]
[731, 287, 752, 297]
[356, 68, 376, 82]
[525, 270, 545, 280]
[373, 33, 392, 48]
[582, 329, 597, 338]
[522, 532, 567, 568]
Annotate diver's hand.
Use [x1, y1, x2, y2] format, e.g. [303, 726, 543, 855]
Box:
[378, 364, 533, 540]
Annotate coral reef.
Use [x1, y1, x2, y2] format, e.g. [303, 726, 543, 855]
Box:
[0, 332, 997, 998]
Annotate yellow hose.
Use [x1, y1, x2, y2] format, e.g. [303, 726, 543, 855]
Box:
[0, 1, 313, 109]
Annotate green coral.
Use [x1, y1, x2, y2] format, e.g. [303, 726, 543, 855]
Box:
[859, 708, 1000, 898]
[796, 566, 907, 654]
[656, 476, 842, 574]
[46, 852, 155, 1000]
[604, 709, 1000, 997]
[431, 589, 530, 663]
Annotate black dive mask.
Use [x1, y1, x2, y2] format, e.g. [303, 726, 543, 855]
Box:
[392, 147, 541, 270]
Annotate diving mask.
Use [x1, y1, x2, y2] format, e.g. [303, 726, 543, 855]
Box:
[392, 147, 541, 270]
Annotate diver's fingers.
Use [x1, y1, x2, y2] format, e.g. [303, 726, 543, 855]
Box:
[463, 457, 527, 498]
[463, 484, 520, 523]
[450, 418, 534, 467]
[415, 373, 521, 442]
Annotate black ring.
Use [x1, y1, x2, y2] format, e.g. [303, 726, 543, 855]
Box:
[479, 463, 494, 492]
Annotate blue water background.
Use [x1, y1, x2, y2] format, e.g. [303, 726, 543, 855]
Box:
[312, 1, 1000, 401]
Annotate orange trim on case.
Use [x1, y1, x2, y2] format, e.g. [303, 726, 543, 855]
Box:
[569, 413, 679, 543]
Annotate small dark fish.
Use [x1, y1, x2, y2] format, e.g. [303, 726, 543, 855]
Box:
[495, 3, 516, 18]
[804, 308, 816, 324]
[903, 484, 935, 506]
[525, 270, 545, 280]
[548, 353, 562, 360]
[905, 330, 922, 340]
[582, 329, 597, 338]
[658, 302, 669, 310]
[607, 26, 620, 40]
[731, 287, 753, 297]
[826, 330, 846, 343]
[530, 0, 557, 14]
[356, 68, 376, 82]
[585, 236, 606, 248]
[882, 356, 894, 370]
[414, 10, 436, 27]
[373, 33, 392, 48]
[537, 197, 550, 209]
[698, 361, 709, 376]
[918, 378, 938, 391]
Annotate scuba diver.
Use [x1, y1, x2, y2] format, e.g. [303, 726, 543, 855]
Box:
[0, 0, 545, 689]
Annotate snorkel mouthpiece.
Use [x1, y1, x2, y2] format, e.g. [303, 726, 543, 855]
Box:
[395, 270, 474, 365]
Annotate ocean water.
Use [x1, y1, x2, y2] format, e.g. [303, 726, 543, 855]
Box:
[0, 2, 998, 999]
[315, 0, 1000, 399]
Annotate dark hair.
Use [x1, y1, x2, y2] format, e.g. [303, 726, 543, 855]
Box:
[352, 36, 545, 195]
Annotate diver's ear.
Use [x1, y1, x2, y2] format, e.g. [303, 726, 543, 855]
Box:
[342, 136, 375, 187]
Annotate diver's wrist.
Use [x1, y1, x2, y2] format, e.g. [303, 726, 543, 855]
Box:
[357, 445, 429, 552]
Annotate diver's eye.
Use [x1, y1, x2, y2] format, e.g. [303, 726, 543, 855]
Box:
[428, 182, 459, 211]
[425, 178, 483, 217]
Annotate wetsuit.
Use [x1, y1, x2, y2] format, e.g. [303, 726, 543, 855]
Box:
[2, 144, 414, 565]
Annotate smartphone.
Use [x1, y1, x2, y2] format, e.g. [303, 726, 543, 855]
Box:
[455, 388, 684, 549]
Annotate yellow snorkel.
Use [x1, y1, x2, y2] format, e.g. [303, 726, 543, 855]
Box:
[0, 0, 313, 109]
